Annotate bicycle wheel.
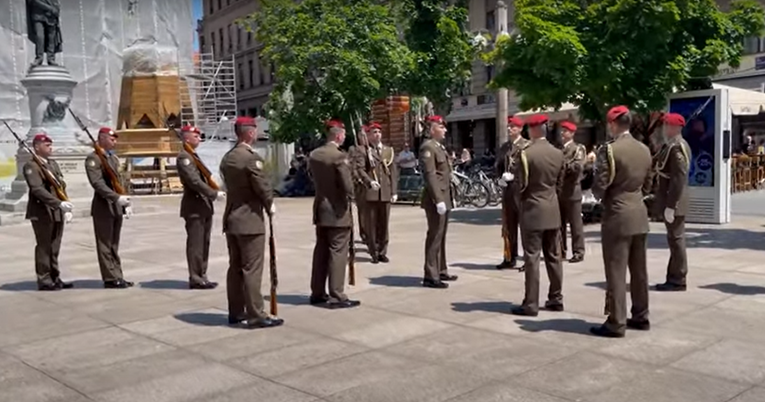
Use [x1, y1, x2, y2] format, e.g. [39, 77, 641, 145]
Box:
[486, 180, 501, 207]
[467, 181, 490, 208]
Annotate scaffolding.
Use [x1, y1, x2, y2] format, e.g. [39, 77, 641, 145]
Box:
[179, 53, 238, 139]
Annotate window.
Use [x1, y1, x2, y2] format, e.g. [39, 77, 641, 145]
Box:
[486, 10, 496, 31]
[227, 0, 231, 5]
[248, 108, 258, 117]
[238, 62, 244, 89]
[199, 35, 206, 53]
[210, 32, 216, 57]
[237, 27, 242, 48]
[218, 28, 223, 55]
[239, 109, 246, 117]
[486, 65, 494, 82]
[744, 36, 760, 55]
[247, 30, 252, 45]
[248, 59, 253, 88]
[258, 56, 265, 85]
[208, 0, 214, 14]
[217, 0, 221, 11]
[227, 24, 232, 51]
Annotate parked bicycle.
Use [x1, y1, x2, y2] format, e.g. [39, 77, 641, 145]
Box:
[451, 169, 490, 208]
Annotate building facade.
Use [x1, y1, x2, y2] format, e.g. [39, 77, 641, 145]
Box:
[198, 0, 274, 118]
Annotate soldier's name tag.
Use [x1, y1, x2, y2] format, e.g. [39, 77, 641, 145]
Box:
[423, 150, 432, 158]
[255, 160, 263, 169]
[182, 158, 191, 166]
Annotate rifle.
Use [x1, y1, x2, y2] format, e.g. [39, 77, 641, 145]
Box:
[347, 114, 360, 286]
[268, 215, 278, 315]
[68, 108, 127, 195]
[2, 120, 68, 201]
[161, 107, 220, 190]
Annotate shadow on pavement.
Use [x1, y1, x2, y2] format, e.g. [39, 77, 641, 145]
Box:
[451, 300, 515, 313]
[585, 227, 765, 251]
[699, 283, 765, 295]
[368, 275, 422, 287]
[515, 318, 599, 335]
[451, 262, 498, 271]
[174, 311, 229, 327]
[448, 208, 501, 226]
[0, 279, 104, 291]
[264, 294, 312, 305]
[139, 280, 189, 290]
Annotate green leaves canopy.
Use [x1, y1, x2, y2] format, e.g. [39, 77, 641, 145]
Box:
[489, 0, 765, 123]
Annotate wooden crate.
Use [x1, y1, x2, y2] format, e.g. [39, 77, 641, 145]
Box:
[114, 128, 182, 156]
[117, 75, 191, 129]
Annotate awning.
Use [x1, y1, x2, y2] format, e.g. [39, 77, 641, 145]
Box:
[713, 84, 765, 116]
[445, 104, 497, 122]
[515, 102, 580, 121]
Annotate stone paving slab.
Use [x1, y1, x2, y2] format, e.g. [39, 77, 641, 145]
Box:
[2, 195, 765, 401]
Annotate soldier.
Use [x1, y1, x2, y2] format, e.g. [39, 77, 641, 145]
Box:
[23, 134, 74, 291]
[653, 113, 691, 292]
[308, 119, 361, 309]
[496, 116, 528, 270]
[219, 117, 282, 328]
[354, 121, 399, 263]
[85, 127, 133, 289]
[508, 115, 565, 316]
[350, 127, 370, 243]
[420, 115, 457, 289]
[176, 125, 226, 290]
[558, 121, 586, 263]
[590, 106, 653, 338]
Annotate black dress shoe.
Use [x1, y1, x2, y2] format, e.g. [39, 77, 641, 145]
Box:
[423, 279, 448, 289]
[439, 274, 458, 281]
[495, 259, 516, 270]
[38, 283, 60, 291]
[590, 325, 625, 338]
[228, 315, 247, 325]
[310, 295, 329, 305]
[189, 281, 218, 290]
[327, 300, 361, 309]
[626, 318, 650, 331]
[378, 255, 389, 263]
[104, 279, 134, 289]
[54, 279, 74, 289]
[510, 306, 538, 317]
[245, 317, 284, 328]
[568, 254, 584, 263]
[653, 282, 686, 292]
[370, 255, 379, 264]
[544, 302, 564, 312]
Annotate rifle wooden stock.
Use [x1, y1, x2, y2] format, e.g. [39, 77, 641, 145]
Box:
[67, 109, 127, 195]
[268, 216, 278, 316]
[2, 120, 69, 201]
[167, 123, 221, 191]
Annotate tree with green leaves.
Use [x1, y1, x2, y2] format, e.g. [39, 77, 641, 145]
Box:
[486, 0, 765, 139]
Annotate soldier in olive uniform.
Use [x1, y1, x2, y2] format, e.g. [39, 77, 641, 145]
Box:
[653, 113, 691, 292]
[558, 121, 586, 263]
[308, 119, 361, 309]
[420, 115, 457, 289]
[350, 128, 370, 243]
[590, 106, 653, 338]
[220, 117, 282, 328]
[23, 134, 74, 291]
[496, 116, 528, 270]
[177, 125, 226, 290]
[508, 115, 565, 316]
[85, 127, 133, 289]
[354, 122, 399, 263]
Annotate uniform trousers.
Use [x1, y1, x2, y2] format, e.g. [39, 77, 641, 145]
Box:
[521, 228, 563, 311]
[423, 204, 449, 280]
[93, 215, 124, 282]
[31, 218, 64, 286]
[311, 226, 350, 303]
[602, 233, 649, 334]
[226, 233, 267, 320]
[664, 216, 687, 285]
[185, 216, 212, 285]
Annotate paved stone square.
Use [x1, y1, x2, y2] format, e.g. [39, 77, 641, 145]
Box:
[2, 196, 765, 402]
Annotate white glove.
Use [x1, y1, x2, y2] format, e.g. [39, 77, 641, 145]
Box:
[117, 196, 131, 207]
[391, 195, 398, 203]
[124, 206, 133, 219]
[64, 212, 73, 223]
[436, 202, 447, 215]
[664, 207, 675, 224]
[370, 181, 381, 190]
[269, 203, 276, 215]
[497, 179, 507, 188]
[216, 191, 226, 201]
[59, 201, 74, 212]
[501, 172, 514, 182]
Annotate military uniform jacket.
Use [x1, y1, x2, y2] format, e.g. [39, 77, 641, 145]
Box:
[496, 136, 530, 176]
[654, 137, 691, 216]
[85, 151, 125, 217]
[219, 143, 273, 235]
[559, 141, 586, 201]
[177, 149, 218, 218]
[308, 142, 354, 227]
[514, 138, 564, 231]
[23, 159, 66, 222]
[593, 132, 653, 237]
[419, 139, 453, 209]
[354, 143, 399, 202]
[349, 144, 368, 188]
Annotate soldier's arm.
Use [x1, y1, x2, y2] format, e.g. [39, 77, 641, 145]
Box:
[23, 163, 62, 209]
[336, 154, 355, 199]
[390, 154, 400, 196]
[85, 155, 121, 202]
[566, 145, 585, 176]
[592, 145, 612, 200]
[556, 151, 566, 194]
[494, 143, 508, 176]
[420, 146, 444, 204]
[665, 145, 688, 207]
[353, 147, 374, 186]
[246, 155, 274, 211]
[514, 150, 528, 195]
[177, 155, 218, 199]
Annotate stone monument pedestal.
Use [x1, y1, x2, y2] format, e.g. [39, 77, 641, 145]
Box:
[0, 65, 93, 214]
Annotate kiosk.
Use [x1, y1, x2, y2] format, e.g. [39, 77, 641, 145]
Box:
[668, 87, 732, 224]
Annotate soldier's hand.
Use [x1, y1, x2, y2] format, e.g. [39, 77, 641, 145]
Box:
[436, 202, 447, 215]
[269, 203, 276, 216]
[124, 206, 134, 219]
[501, 172, 514, 182]
[59, 201, 74, 212]
[391, 195, 398, 203]
[663, 208, 675, 224]
[64, 212, 73, 224]
[117, 196, 131, 207]
[216, 191, 226, 201]
[370, 181, 381, 190]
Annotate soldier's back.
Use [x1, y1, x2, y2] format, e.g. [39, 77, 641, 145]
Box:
[309, 143, 352, 227]
[602, 134, 652, 236]
[521, 140, 563, 231]
[220, 144, 268, 235]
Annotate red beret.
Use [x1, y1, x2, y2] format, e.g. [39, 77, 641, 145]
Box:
[662, 113, 686, 127]
[32, 134, 52, 144]
[180, 125, 200, 133]
[560, 121, 577, 132]
[525, 114, 549, 127]
[606, 105, 629, 122]
[325, 119, 345, 129]
[235, 117, 256, 127]
[425, 115, 445, 125]
[507, 116, 524, 127]
[98, 127, 118, 137]
[368, 122, 382, 130]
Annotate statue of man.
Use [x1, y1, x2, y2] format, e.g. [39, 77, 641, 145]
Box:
[26, 0, 63, 67]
